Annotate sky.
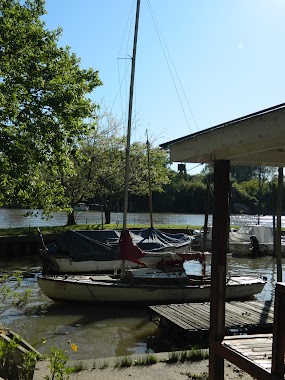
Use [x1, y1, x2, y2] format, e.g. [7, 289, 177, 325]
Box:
[42, 0, 285, 174]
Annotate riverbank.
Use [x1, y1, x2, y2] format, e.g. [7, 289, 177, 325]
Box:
[0, 223, 199, 236]
[34, 353, 257, 380]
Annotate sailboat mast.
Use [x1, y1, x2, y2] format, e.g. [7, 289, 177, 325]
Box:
[123, 0, 141, 230]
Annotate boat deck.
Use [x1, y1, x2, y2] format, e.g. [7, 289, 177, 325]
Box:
[149, 300, 274, 345]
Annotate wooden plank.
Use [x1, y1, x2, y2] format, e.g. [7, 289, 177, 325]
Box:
[169, 304, 210, 329]
[221, 334, 274, 374]
[173, 304, 211, 329]
[225, 302, 272, 326]
[216, 340, 281, 380]
[151, 302, 279, 379]
[150, 301, 274, 335]
[232, 301, 275, 322]
[161, 304, 210, 330]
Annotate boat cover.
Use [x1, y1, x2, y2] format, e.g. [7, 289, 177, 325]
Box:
[45, 228, 193, 262]
[135, 227, 193, 251]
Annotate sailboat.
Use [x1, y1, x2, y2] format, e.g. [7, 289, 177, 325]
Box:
[38, 0, 193, 276]
[38, 228, 266, 304]
[37, 0, 266, 303]
[39, 227, 194, 274]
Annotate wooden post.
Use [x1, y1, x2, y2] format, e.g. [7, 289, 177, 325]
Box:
[272, 183, 276, 256]
[272, 282, 285, 377]
[276, 168, 283, 282]
[209, 160, 230, 380]
[202, 181, 210, 252]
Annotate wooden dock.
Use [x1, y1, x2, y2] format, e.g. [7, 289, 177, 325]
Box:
[149, 300, 274, 346]
[219, 333, 274, 374]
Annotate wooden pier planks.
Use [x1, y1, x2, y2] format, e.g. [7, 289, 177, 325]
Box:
[149, 300, 274, 334]
[220, 334, 274, 373]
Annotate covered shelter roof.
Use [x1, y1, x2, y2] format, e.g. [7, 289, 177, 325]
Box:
[160, 103, 285, 380]
[160, 103, 285, 167]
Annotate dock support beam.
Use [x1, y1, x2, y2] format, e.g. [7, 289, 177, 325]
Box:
[209, 160, 230, 380]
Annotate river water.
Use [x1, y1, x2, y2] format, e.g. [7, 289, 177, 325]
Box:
[0, 254, 282, 361]
[0, 208, 283, 228]
[0, 209, 284, 361]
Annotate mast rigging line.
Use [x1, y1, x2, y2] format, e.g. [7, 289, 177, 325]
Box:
[146, 0, 199, 133]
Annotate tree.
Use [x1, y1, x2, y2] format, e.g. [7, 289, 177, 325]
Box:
[0, 0, 102, 211]
[59, 111, 171, 224]
[230, 166, 260, 182]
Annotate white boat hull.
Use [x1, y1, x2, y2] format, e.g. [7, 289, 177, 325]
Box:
[38, 275, 265, 304]
[194, 225, 285, 257]
[46, 257, 140, 274]
[40, 246, 193, 274]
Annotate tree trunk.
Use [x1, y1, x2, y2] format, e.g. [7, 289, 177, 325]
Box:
[67, 211, 76, 225]
[104, 208, 111, 224]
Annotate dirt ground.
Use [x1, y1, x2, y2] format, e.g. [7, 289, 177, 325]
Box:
[66, 359, 257, 380]
[31, 353, 260, 380]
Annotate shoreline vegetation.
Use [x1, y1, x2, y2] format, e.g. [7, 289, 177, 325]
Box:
[0, 224, 204, 237]
[1, 223, 284, 238]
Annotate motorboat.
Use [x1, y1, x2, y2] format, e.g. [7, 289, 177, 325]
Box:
[74, 203, 89, 211]
[193, 224, 285, 257]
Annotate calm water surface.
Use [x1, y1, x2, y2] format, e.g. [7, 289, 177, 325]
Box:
[0, 208, 284, 228]
[0, 255, 282, 360]
[0, 209, 283, 360]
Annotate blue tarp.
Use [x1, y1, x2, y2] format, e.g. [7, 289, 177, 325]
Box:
[46, 228, 193, 262]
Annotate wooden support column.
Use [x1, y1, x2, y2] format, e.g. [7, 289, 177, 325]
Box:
[276, 168, 283, 282]
[209, 160, 230, 380]
[272, 282, 285, 377]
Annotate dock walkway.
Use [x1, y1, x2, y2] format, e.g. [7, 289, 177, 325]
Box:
[220, 333, 274, 375]
[149, 300, 274, 345]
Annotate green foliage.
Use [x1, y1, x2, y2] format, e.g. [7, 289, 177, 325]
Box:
[44, 347, 72, 380]
[58, 113, 171, 218]
[20, 350, 39, 380]
[98, 360, 109, 369]
[167, 349, 208, 364]
[188, 374, 208, 380]
[0, 272, 31, 314]
[0, 335, 38, 380]
[0, 0, 102, 210]
[0, 339, 75, 380]
[133, 354, 158, 366]
[0, 336, 20, 379]
[167, 351, 180, 363]
[230, 165, 260, 182]
[115, 356, 133, 368]
[149, 171, 209, 213]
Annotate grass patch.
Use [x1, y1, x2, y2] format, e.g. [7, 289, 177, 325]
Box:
[167, 351, 180, 363]
[115, 356, 133, 368]
[68, 361, 84, 373]
[133, 354, 158, 366]
[187, 348, 208, 362]
[99, 360, 109, 369]
[187, 373, 209, 379]
[167, 349, 208, 364]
